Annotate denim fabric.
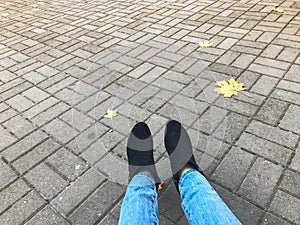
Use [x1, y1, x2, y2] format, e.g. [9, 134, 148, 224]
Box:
[119, 170, 241, 225]
[118, 172, 159, 225]
[179, 169, 241, 225]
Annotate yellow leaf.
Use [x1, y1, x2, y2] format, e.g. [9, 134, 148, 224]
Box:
[157, 181, 165, 191]
[198, 40, 213, 48]
[214, 77, 245, 98]
[104, 109, 117, 119]
[273, 5, 284, 13]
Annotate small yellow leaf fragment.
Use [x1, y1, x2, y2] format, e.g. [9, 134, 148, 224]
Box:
[198, 40, 213, 48]
[157, 181, 165, 191]
[273, 5, 284, 13]
[214, 77, 245, 98]
[104, 109, 117, 119]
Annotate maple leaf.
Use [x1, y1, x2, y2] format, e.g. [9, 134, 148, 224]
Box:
[214, 78, 245, 98]
[198, 40, 213, 48]
[104, 109, 117, 119]
[272, 5, 284, 13]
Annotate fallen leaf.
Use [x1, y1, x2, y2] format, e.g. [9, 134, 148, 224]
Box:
[157, 181, 165, 191]
[273, 5, 284, 13]
[214, 77, 245, 98]
[104, 109, 117, 119]
[198, 40, 213, 48]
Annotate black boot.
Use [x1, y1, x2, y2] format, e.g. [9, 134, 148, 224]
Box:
[127, 122, 161, 188]
[164, 120, 203, 191]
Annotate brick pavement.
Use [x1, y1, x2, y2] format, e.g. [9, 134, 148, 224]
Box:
[0, 0, 300, 224]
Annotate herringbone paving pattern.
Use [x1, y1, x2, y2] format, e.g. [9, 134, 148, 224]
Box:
[0, 0, 300, 224]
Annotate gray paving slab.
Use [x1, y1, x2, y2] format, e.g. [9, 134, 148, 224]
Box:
[0, 0, 300, 224]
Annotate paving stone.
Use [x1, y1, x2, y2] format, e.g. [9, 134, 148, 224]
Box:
[260, 44, 284, 59]
[180, 77, 210, 98]
[0, 159, 17, 189]
[67, 121, 108, 154]
[236, 132, 292, 166]
[211, 147, 255, 192]
[284, 65, 300, 83]
[153, 77, 185, 92]
[0, 70, 17, 82]
[188, 128, 230, 160]
[214, 97, 258, 117]
[94, 153, 129, 185]
[163, 71, 193, 85]
[231, 53, 256, 69]
[32, 102, 69, 126]
[139, 66, 167, 83]
[24, 205, 69, 225]
[46, 76, 77, 94]
[255, 98, 288, 125]
[0, 125, 18, 151]
[213, 112, 249, 143]
[277, 47, 299, 62]
[279, 170, 300, 199]
[0, 190, 46, 225]
[278, 80, 300, 94]
[3, 115, 36, 138]
[43, 118, 79, 144]
[127, 62, 154, 79]
[47, 148, 88, 181]
[196, 83, 220, 104]
[87, 96, 123, 120]
[59, 108, 95, 132]
[97, 214, 119, 225]
[269, 190, 300, 224]
[158, 102, 198, 127]
[170, 94, 209, 115]
[192, 106, 227, 134]
[272, 87, 300, 104]
[51, 169, 104, 216]
[2, 130, 48, 162]
[261, 213, 292, 225]
[25, 163, 68, 200]
[2, 0, 300, 222]
[213, 184, 264, 225]
[251, 75, 279, 96]
[23, 97, 59, 119]
[185, 60, 211, 76]
[248, 63, 286, 78]
[22, 86, 50, 103]
[75, 91, 110, 113]
[238, 158, 284, 208]
[12, 138, 61, 174]
[290, 147, 300, 173]
[246, 120, 298, 149]
[158, 183, 184, 222]
[129, 85, 159, 106]
[36, 65, 59, 77]
[55, 88, 84, 105]
[0, 179, 31, 214]
[6, 94, 35, 112]
[69, 181, 125, 225]
[279, 104, 300, 135]
[80, 138, 109, 165]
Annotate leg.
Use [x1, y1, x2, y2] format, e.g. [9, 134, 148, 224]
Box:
[179, 169, 241, 225]
[118, 122, 161, 225]
[164, 120, 241, 225]
[118, 172, 159, 225]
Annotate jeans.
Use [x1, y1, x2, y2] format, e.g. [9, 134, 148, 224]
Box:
[119, 170, 241, 225]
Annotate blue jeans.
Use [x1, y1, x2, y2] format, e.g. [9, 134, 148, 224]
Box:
[119, 170, 241, 225]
